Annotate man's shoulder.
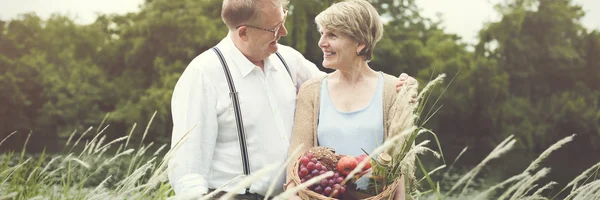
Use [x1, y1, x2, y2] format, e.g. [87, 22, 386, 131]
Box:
[184, 49, 224, 73]
[275, 44, 320, 77]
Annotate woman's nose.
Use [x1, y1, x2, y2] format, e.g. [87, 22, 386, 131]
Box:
[318, 36, 328, 48]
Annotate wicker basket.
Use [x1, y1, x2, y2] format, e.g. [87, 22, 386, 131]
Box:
[290, 147, 400, 200]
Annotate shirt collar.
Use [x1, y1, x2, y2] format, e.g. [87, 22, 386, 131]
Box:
[218, 33, 280, 77]
[265, 56, 280, 72]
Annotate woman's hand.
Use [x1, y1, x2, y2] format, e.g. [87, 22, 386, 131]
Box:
[394, 174, 406, 200]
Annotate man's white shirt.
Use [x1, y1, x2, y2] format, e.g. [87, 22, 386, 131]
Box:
[169, 34, 323, 197]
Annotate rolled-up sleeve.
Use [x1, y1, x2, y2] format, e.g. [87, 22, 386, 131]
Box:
[168, 65, 218, 196]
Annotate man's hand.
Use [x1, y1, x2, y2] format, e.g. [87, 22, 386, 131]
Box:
[396, 73, 418, 91]
[396, 73, 418, 103]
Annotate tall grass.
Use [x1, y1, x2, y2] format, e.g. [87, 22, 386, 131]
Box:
[415, 134, 600, 200]
[0, 112, 172, 200]
[1, 106, 599, 199]
[2, 124, 599, 200]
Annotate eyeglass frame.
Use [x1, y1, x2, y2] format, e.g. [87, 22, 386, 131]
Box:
[235, 9, 288, 37]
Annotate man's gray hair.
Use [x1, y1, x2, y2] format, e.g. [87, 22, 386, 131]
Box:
[221, 0, 289, 30]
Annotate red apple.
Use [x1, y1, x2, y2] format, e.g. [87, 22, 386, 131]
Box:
[355, 154, 372, 171]
[337, 156, 358, 176]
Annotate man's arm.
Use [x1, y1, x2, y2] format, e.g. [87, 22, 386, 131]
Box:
[278, 46, 325, 90]
[281, 45, 417, 91]
[288, 48, 417, 91]
[169, 66, 219, 197]
[292, 57, 325, 91]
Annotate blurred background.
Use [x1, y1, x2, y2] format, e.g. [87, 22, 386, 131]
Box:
[0, 0, 599, 195]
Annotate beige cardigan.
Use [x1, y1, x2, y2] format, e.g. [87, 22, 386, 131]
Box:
[285, 73, 402, 184]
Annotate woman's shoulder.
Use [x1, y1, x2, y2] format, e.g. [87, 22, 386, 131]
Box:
[380, 72, 398, 91]
[297, 76, 326, 97]
[380, 72, 398, 84]
[379, 72, 399, 107]
[300, 76, 326, 90]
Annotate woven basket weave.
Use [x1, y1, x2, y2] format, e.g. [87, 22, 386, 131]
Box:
[290, 147, 399, 200]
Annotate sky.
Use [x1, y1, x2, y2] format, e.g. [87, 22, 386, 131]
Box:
[0, 0, 598, 45]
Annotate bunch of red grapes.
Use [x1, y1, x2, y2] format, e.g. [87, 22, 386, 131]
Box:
[298, 153, 347, 198]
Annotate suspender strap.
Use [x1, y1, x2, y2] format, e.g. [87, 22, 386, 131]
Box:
[275, 52, 293, 80]
[212, 47, 251, 179]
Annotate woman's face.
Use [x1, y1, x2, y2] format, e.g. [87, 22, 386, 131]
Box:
[318, 28, 365, 70]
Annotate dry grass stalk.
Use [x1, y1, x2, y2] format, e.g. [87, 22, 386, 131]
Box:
[448, 135, 516, 196]
[525, 134, 575, 173]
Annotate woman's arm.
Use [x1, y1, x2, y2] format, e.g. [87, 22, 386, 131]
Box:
[286, 80, 319, 190]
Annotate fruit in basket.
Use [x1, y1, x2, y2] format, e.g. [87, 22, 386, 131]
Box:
[315, 162, 323, 170]
[298, 150, 349, 198]
[337, 156, 358, 176]
[312, 169, 320, 176]
[306, 147, 338, 170]
[307, 162, 316, 171]
[324, 186, 333, 195]
[300, 156, 310, 166]
[300, 167, 309, 176]
[356, 154, 372, 171]
[314, 186, 323, 193]
[309, 172, 348, 197]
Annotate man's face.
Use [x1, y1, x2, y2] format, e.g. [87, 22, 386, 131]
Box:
[238, 6, 288, 61]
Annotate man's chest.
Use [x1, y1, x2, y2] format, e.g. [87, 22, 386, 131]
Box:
[213, 71, 297, 140]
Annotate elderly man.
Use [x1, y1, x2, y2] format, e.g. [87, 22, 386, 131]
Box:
[168, 0, 417, 199]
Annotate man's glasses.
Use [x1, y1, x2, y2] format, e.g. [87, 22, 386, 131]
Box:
[236, 9, 288, 37]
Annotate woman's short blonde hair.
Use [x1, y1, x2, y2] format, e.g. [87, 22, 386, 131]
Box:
[315, 0, 383, 61]
[221, 0, 289, 30]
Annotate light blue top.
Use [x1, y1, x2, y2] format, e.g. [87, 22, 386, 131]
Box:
[317, 73, 385, 157]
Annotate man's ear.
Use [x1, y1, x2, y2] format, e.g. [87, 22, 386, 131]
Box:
[238, 26, 249, 41]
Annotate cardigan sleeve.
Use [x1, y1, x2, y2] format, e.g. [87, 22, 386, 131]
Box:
[286, 79, 321, 185]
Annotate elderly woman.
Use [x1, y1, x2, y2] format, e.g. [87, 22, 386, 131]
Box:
[285, 0, 415, 199]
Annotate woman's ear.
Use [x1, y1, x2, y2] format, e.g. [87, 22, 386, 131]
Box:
[238, 26, 249, 41]
[356, 43, 367, 55]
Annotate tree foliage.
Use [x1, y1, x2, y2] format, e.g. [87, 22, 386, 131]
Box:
[0, 0, 599, 175]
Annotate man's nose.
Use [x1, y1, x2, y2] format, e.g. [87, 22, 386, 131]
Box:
[278, 24, 288, 37]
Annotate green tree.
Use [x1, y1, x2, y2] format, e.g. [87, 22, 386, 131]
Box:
[476, 0, 599, 152]
[106, 0, 226, 142]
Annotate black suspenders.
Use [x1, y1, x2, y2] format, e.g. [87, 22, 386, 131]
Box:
[275, 51, 292, 80]
[211, 47, 291, 193]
